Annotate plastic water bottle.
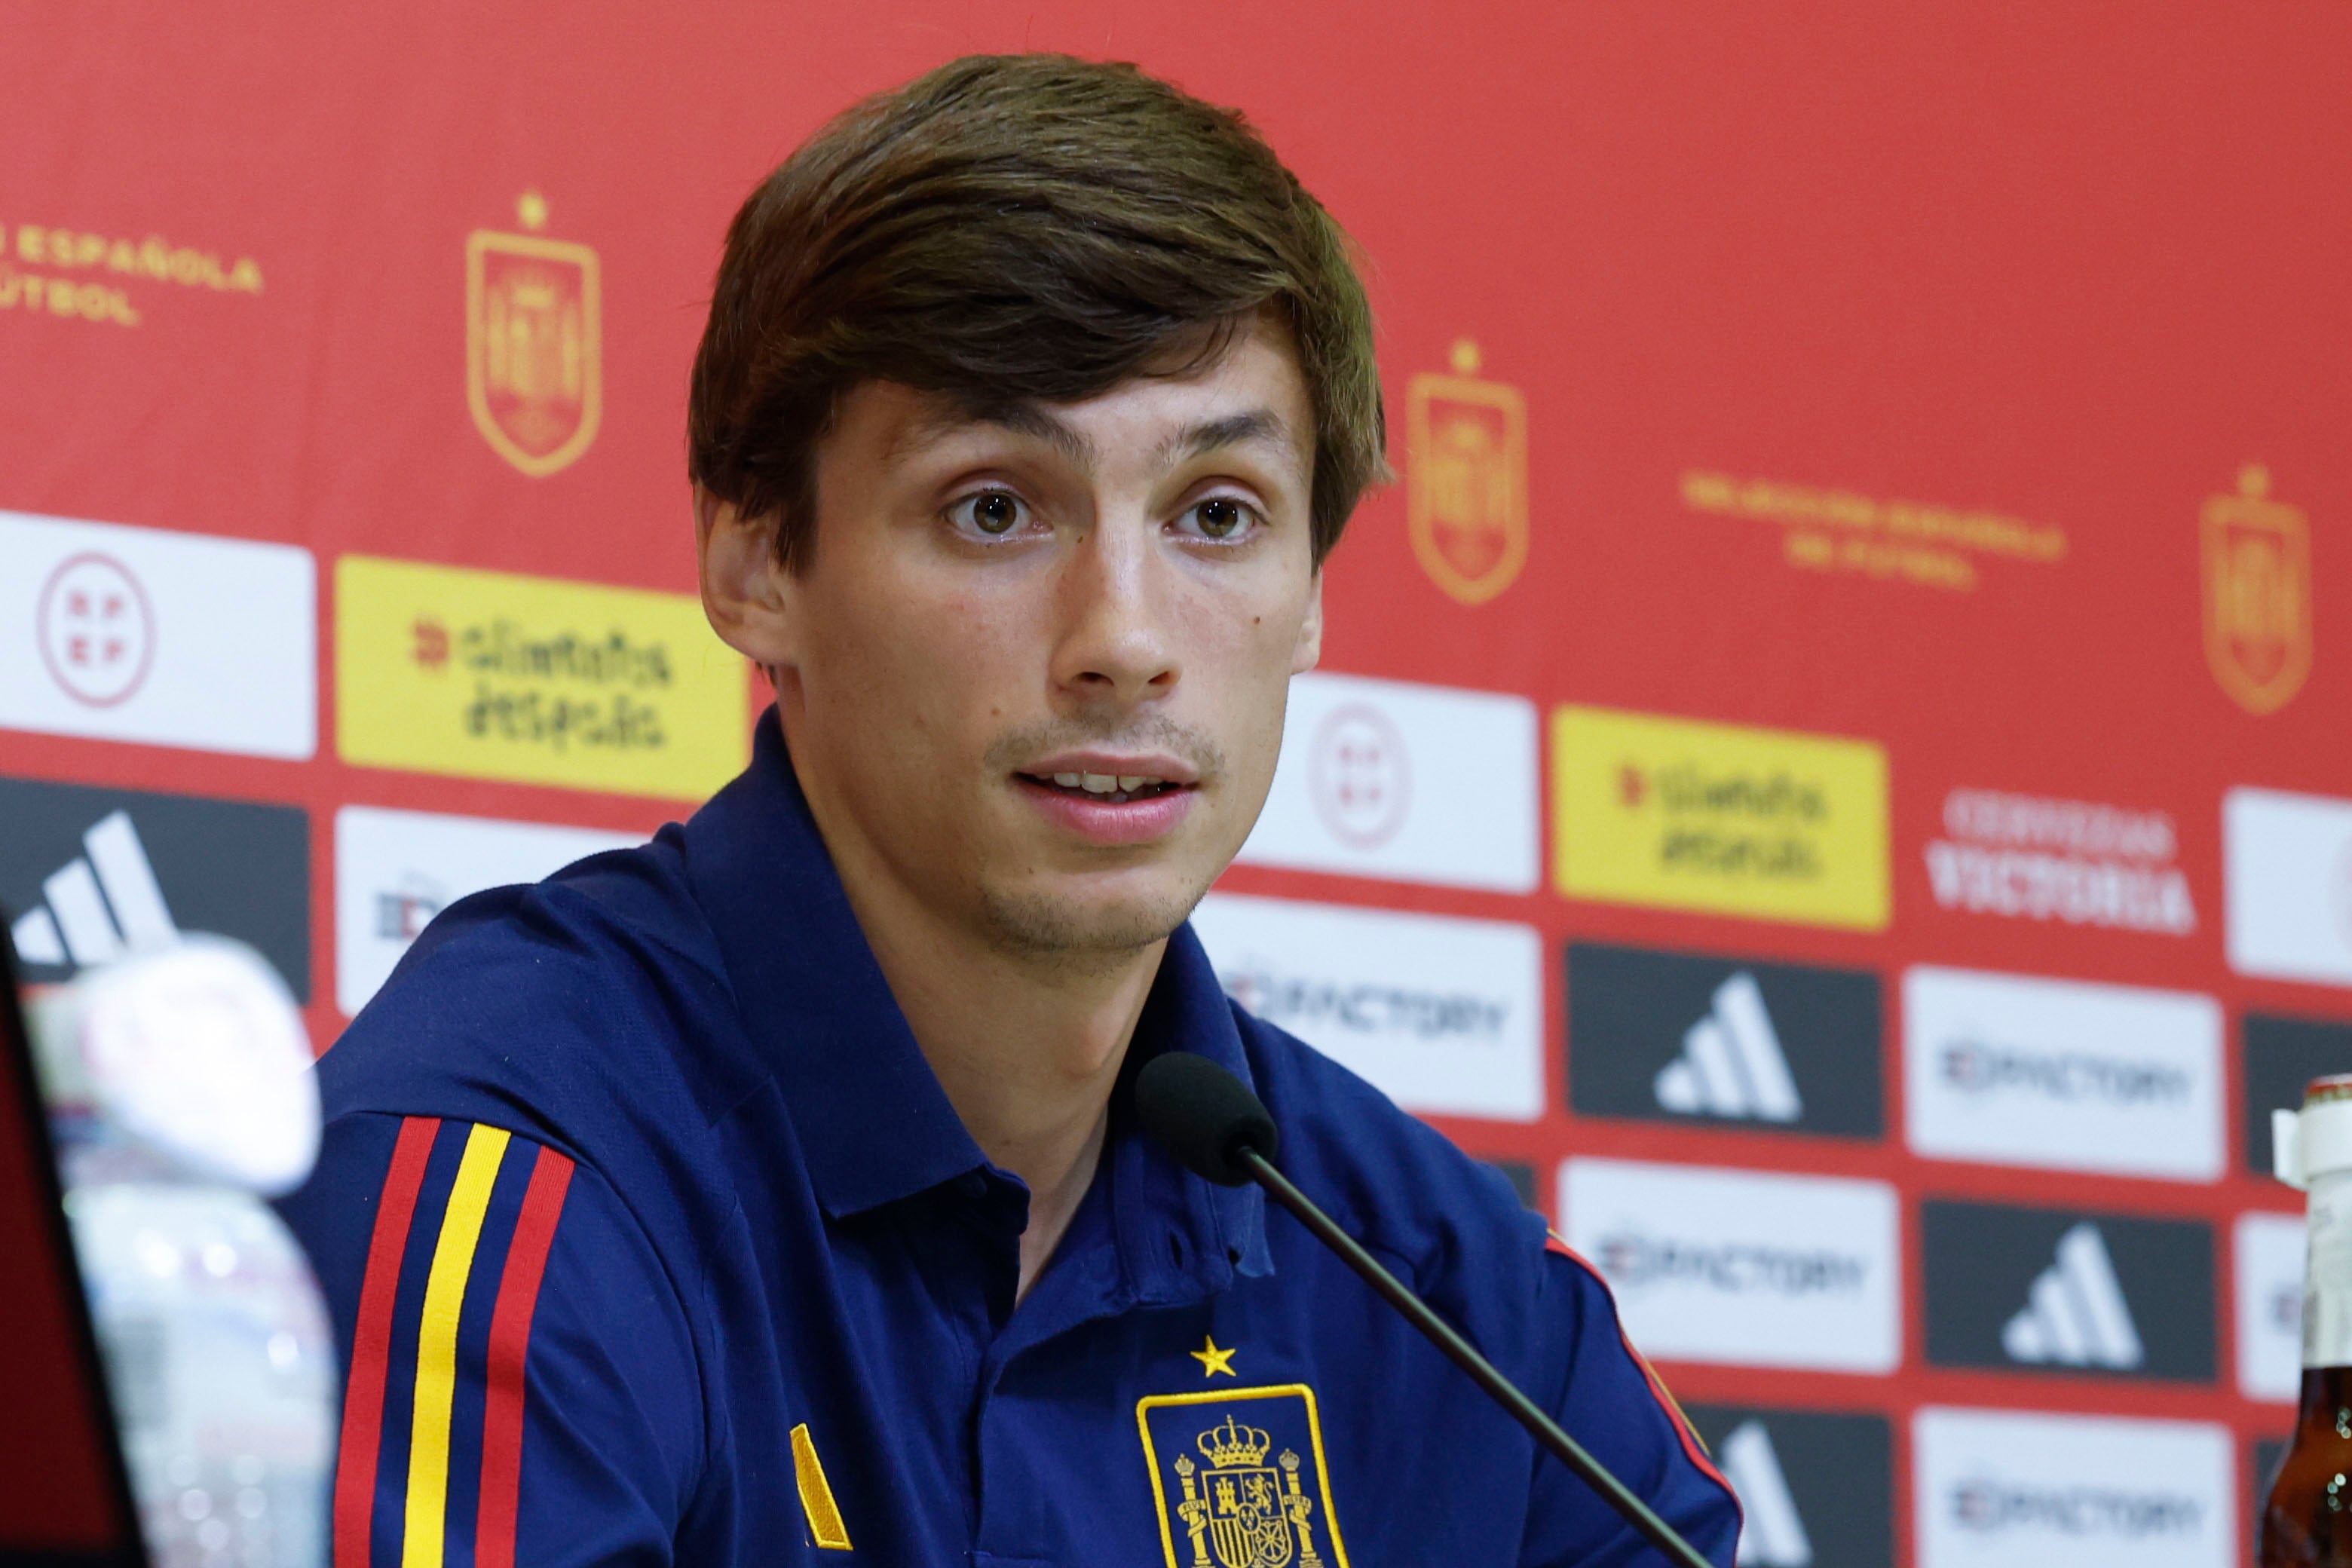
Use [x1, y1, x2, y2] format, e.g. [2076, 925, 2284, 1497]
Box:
[30, 936, 334, 1568]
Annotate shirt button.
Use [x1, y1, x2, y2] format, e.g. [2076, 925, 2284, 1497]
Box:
[958, 1171, 991, 1199]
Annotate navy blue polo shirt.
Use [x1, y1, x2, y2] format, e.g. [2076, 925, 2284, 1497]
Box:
[280, 712, 1740, 1566]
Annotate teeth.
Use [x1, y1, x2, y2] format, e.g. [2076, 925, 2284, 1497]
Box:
[1118, 775, 1147, 791]
[1053, 773, 1082, 787]
[1082, 773, 1116, 793]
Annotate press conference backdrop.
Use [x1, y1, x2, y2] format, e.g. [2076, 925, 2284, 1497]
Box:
[4, 6, 2347, 1564]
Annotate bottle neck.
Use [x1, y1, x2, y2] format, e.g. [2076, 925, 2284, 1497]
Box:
[2305, 1170, 2352, 1370]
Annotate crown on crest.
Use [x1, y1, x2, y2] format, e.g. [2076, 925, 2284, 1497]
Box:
[1197, 1415, 1272, 1468]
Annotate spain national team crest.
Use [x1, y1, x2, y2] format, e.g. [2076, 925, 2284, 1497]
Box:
[2202, 464, 2312, 715]
[1139, 1386, 1348, 1568]
[466, 191, 602, 477]
[1406, 338, 1528, 606]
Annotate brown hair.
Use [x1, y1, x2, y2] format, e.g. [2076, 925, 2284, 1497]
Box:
[687, 54, 1386, 570]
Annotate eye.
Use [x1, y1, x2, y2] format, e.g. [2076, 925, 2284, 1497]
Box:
[1178, 496, 1262, 542]
[948, 489, 1031, 539]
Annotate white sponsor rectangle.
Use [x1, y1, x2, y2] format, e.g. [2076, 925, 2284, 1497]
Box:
[1914, 1407, 2232, 1568]
[1903, 966, 2224, 1182]
[0, 510, 315, 759]
[1236, 671, 1538, 893]
[2227, 787, 2352, 987]
[1190, 893, 1544, 1122]
[2237, 1211, 2306, 1403]
[1557, 1158, 1900, 1373]
[334, 806, 641, 1016]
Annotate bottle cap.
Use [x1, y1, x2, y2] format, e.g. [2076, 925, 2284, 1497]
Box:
[2274, 1075, 2352, 1190]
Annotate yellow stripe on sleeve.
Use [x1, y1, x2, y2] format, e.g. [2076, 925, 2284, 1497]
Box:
[401, 1124, 513, 1568]
[792, 1422, 853, 1549]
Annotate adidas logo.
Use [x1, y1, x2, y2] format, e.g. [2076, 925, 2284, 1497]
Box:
[2001, 1222, 2144, 1369]
[8, 810, 180, 969]
[1653, 971, 1803, 1122]
[1721, 1419, 1811, 1566]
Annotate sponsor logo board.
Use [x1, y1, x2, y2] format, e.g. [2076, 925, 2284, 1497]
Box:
[1557, 1158, 1900, 1374]
[1903, 966, 2223, 1181]
[1684, 1404, 1892, 1568]
[333, 805, 642, 1016]
[1565, 942, 1882, 1138]
[1236, 671, 1538, 893]
[1552, 706, 1888, 931]
[335, 555, 749, 799]
[1405, 339, 1527, 606]
[1921, 1199, 2214, 1382]
[467, 194, 601, 477]
[1922, 787, 2195, 936]
[1192, 893, 1543, 1122]
[2236, 1211, 2305, 1403]
[1914, 1407, 2232, 1567]
[0, 511, 315, 758]
[1, 776, 310, 1000]
[2243, 1013, 2352, 1172]
[2226, 788, 2352, 988]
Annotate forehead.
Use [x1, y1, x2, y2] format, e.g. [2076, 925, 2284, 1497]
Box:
[867, 320, 1315, 479]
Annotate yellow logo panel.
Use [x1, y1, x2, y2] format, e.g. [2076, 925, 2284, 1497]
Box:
[336, 555, 749, 799]
[1139, 1385, 1348, 1568]
[1553, 706, 1888, 930]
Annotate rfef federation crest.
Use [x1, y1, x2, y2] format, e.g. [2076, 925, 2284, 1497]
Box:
[1406, 339, 1527, 606]
[1139, 1386, 1348, 1568]
[467, 192, 602, 477]
[2202, 464, 2311, 715]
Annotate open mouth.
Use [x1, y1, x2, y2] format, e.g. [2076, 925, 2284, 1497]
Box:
[1018, 771, 1188, 806]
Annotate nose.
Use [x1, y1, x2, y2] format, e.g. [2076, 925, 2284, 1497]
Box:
[1049, 513, 1180, 709]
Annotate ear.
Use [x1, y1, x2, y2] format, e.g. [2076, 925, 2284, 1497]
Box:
[695, 486, 798, 670]
[1289, 568, 1325, 675]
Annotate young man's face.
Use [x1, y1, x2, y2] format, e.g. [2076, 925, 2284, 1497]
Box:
[706, 317, 1323, 960]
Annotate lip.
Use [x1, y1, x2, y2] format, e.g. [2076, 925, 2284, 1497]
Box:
[1014, 773, 1199, 847]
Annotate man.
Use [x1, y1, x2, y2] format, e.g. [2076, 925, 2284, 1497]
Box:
[283, 54, 1740, 1567]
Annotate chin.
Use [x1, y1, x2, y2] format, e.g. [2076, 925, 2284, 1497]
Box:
[975, 874, 1202, 959]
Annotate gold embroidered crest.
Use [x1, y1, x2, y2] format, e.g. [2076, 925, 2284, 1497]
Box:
[1406, 339, 1528, 606]
[2202, 464, 2311, 715]
[1138, 1386, 1349, 1568]
[466, 192, 602, 477]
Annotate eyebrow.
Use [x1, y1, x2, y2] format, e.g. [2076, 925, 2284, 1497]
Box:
[893, 400, 1302, 476]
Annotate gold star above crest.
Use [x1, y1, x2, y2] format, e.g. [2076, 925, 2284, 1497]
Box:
[1190, 1335, 1238, 1378]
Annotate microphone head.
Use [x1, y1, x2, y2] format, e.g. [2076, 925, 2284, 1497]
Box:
[1135, 1052, 1279, 1187]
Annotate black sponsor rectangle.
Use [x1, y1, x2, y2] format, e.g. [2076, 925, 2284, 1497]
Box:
[1566, 942, 1882, 1138]
[1921, 1198, 2214, 1383]
[0, 776, 310, 1000]
[1683, 1404, 1891, 1567]
[2245, 1014, 2352, 1172]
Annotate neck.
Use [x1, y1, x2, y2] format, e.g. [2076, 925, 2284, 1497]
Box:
[802, 767, 1165, 1301]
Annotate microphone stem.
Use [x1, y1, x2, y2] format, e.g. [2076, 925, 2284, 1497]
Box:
[1238, 1147, 1717, 1568]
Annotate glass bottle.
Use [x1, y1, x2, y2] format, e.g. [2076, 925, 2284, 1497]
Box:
[2262, 1074, 2352, 1566]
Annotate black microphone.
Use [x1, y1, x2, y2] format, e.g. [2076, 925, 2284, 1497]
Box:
[1135, 1052, 1718, 1568]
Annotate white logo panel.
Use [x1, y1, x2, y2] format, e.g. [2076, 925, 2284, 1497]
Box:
[1903, 966, 2223, 1181]
[1237, 671, 1538, 893]
[2237, 1211, 2305, 1403]
[1914, 1407, 2231, 1568]
[1557, 1158, 1900, 1374]
[0, 510, 315, 758]
[2227, 788, 2352, 987]
[334, 806, 641, 1016]
[1190, 893, 1543, 1122]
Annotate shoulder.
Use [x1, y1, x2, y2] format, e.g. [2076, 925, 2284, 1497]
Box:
[1233, 1004, 1543, 1292]
[317, 828, 753, 1195]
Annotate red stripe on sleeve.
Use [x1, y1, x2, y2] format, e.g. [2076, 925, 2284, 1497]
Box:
[333, 1115, 443, 1568]
[1544, 1231, 1738, 1499]
[474, 1145, 577, 1568]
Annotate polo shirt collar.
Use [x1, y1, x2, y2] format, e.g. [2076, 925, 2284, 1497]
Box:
[681, 710, 1271, 1291]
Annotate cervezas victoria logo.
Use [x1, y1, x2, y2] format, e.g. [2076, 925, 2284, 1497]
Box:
[1405, 339, 1527, 606]
[2201, 464, 2311, 715]
[467, 191, 601, 477]
[1924, 788, 2194, 936]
